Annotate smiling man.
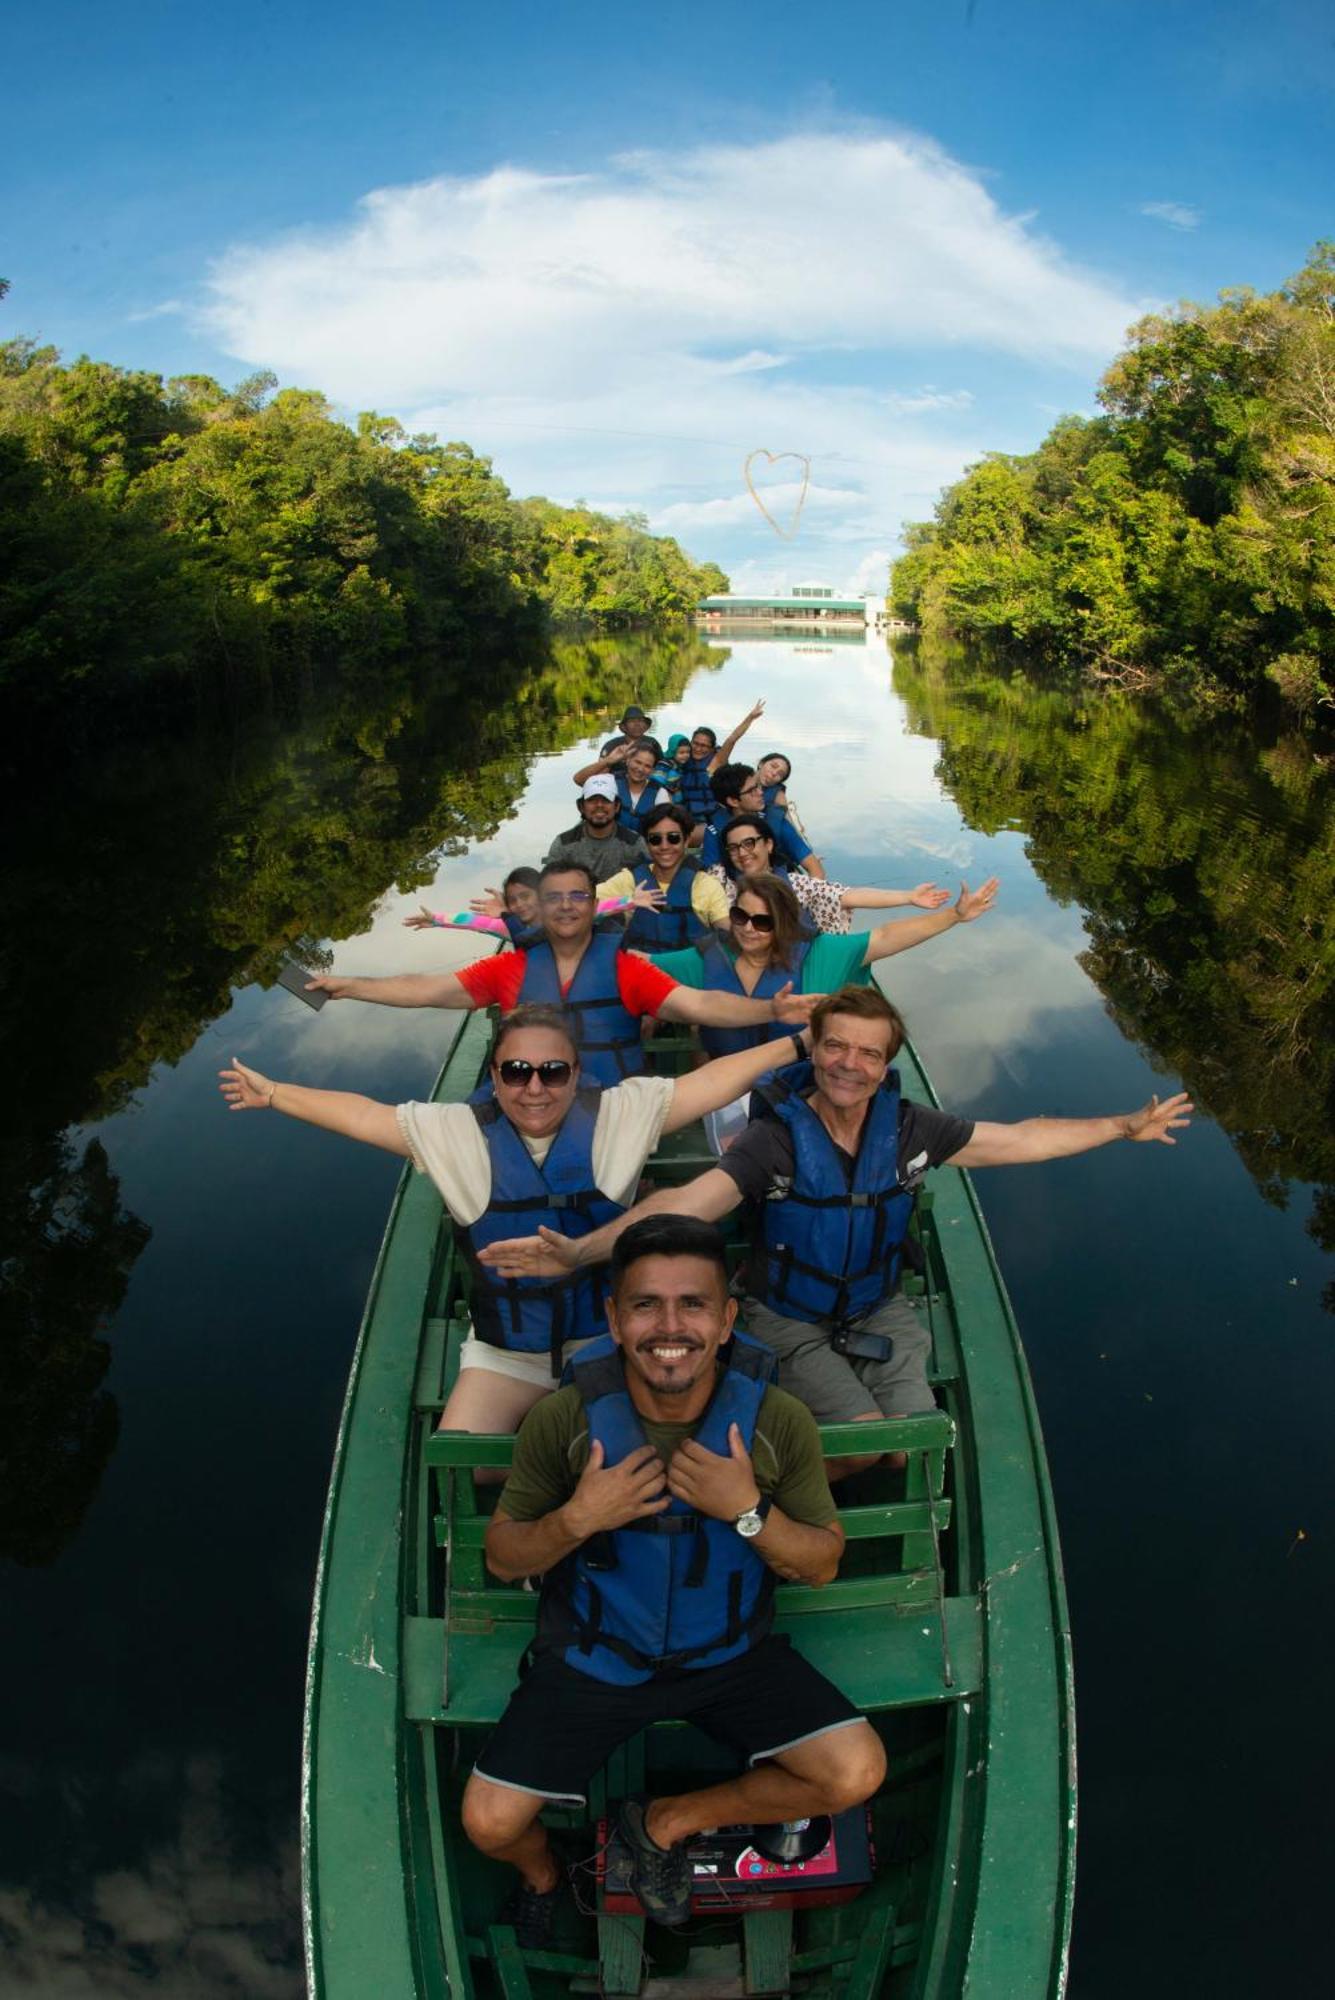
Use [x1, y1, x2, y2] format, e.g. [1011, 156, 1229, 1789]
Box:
[477, 983, 1193, 1469]
[307, 860, 820, 1088]
[460, 1214, 885, 1946]
[544, 773, 649, 879]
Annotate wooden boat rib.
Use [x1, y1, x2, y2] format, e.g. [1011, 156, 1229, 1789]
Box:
[303, 1003, 1075, 1996]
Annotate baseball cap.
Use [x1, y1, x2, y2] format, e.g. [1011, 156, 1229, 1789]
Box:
[582, 774, 618, 801]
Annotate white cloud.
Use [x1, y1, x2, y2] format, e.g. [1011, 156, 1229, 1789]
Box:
[1139, 200, 1201, 232]
[195, 127, 1144, 579]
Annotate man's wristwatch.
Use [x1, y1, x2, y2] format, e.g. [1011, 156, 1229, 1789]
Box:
[733, 1494, 773, 1539]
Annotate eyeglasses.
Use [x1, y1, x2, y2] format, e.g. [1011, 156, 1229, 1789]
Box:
[540, 889, 592, 907]
[646, 831, 684, 846]
[736, 787, 763, 805]
[496, 1058, 574, 1087]
[730, 907, 775, 934]
[725, 834, 765, 858]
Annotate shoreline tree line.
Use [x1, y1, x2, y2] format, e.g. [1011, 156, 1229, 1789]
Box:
[891, 245, 1335, 715]
[0, 336, 727, 728]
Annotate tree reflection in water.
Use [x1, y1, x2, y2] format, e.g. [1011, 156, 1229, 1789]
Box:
[894, 640, 1335, 1306]
[0, 628, 725, 1561]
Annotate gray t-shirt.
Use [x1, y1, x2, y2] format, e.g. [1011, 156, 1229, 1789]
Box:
[544, 823, 648, 880]
[718, 1093, 974, 1205]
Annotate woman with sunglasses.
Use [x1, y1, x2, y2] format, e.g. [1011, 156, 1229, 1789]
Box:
[595, 802, 730, 952]
[711, 812, 951, 936]
[650, 869, 998, 1061]
[218, 1002, 816, 1440]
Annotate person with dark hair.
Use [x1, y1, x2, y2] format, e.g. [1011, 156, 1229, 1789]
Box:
[596, 802, 730, 951]
[676, 700, 767, 824]
[476, 984, 1193, 1464]
[648, 871, 997, 1061]
[701, 765, 823, 876]
[572, 741, 673, 839]
[218, 1015, 822, 1441]
[459, 1213, 885, 1943]
[712, 813, 950, 936]
[755, 752, 792, 817]
[599, 704, 655, 759]
[306, 860, 821, 1088]
[544, 775, 648, 880]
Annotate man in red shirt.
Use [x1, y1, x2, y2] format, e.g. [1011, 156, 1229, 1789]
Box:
[307, 862, 817, 1086]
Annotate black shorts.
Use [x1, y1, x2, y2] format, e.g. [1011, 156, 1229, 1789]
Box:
[472, 1635, 862, 1804]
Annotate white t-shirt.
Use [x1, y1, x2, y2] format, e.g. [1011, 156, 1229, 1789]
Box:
[396, 1075, 675, 1226]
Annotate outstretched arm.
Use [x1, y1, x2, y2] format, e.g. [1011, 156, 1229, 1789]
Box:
[954, 1092, 1193, 1168]
[476, 1167, 743, 1281]
[572, 745, 628, 786]
[218, 1057, 409, 1154]
[840, 882, 951, 913]
[709, 697, 766, 770]
[860, 877, 999, 966]
[662, 1031, 807, 1134]
[304, 970, 474, 1009]
[659, 980, 817, 1032]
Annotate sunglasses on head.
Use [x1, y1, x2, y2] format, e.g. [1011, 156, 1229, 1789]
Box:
[730, 906, 775, 933]
[496, 1057, 574, 1087]
[646, 830, 684, 846]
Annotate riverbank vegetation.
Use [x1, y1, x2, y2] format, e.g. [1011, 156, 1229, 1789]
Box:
[0, 340, 726, 731]
[891, 245, 1335, 712]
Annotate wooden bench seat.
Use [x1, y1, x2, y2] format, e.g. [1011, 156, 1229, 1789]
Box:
[402, 1593, 981, 1727]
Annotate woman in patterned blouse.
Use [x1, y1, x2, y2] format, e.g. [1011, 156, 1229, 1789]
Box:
[708, 812, 950, 934]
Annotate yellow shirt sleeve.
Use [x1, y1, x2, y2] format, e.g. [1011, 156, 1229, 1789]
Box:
[599, 868, 634, 901]
[691, 870, 731, 927]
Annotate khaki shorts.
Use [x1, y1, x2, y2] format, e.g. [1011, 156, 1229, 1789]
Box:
[739, 1294, 935, 1423]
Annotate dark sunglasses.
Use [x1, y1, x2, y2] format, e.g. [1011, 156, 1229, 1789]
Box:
[496, 1058, 574, 1087]
[730, 906, 775, 934]
[646, 830, 684, 846]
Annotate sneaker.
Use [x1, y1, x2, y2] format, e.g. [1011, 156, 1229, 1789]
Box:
[498, 1869, 566, 1951]
[617, 1796, 692, 1929]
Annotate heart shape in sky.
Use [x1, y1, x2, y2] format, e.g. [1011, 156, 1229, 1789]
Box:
[744, 450, 811, 539]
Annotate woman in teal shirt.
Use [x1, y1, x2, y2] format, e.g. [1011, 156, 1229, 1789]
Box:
[650, 870, 999, 1060]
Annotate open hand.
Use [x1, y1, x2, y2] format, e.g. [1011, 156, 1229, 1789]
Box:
[628, 883, 667, 912]
[908, 883, 951, 910]
[770, 981, 819, 1027]
[403, 903, 439, 930]
[1121, 1092, 1194, 1144]
[470, 888, 505, 920]
[565, 1441, 669, 1538]
[219, 1057, 275, 1111]
[667, 1425, 760, 1522]
[476, 1224, 580, 1280]
[955, 877, 1000, 923]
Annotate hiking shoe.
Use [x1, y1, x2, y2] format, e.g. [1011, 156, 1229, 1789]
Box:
[617, 1796, 692, 1928]
[498, 1869, 566, 1950]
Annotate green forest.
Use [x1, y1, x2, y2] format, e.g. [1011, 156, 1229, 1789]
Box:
[891, 245, 1335, 712]
[0, 335, 727, 729]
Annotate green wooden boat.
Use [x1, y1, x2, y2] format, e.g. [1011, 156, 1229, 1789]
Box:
[303, 1006, 1075, 1997]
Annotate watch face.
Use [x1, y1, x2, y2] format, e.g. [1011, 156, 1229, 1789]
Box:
[734, 1510, 764, 1538]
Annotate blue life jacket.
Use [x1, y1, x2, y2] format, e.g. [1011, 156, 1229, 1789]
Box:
[694, 934, 809, 1060]
[749, 1060, 915, 1326]
[624, 861, 707, 952]
[613, 772, 663, 838]
[464, 1088, 623, 1371]
[679, 754, 716, 822]
[518, 928, 644, 1087]
[703, 808, 811, 872]
[539, 1331, 778, 1684]
[761, 783, 787, 819]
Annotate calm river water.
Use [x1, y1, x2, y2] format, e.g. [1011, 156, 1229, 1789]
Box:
[3, 630, 1332, 1996]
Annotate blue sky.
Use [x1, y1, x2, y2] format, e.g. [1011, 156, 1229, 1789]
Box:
[5, 0, 1331, 591]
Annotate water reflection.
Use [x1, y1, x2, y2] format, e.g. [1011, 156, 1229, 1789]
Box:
[894, 642, 1335, 1305]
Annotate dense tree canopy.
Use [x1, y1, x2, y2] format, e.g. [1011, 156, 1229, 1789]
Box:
[892, 246, 1335, 711]
[0, 342, 727, 728]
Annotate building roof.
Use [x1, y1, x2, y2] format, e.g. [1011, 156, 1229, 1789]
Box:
[697, 596, 867, 613]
